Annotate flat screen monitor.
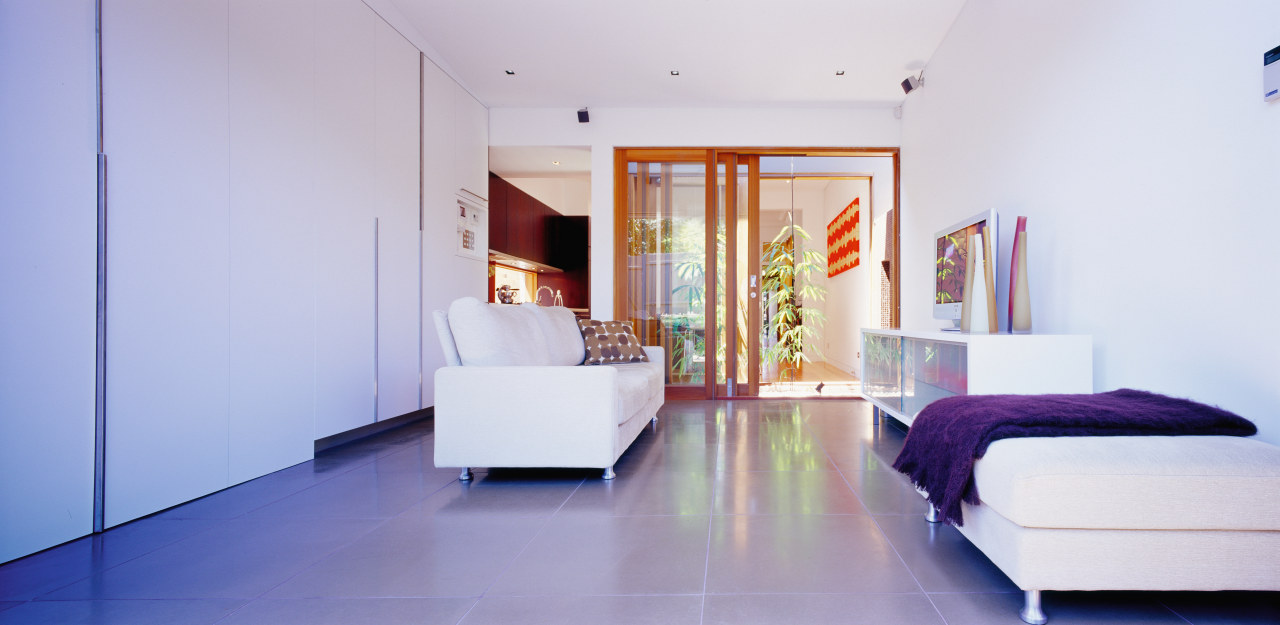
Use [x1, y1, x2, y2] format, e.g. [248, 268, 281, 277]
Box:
[934, 209, 998, 330]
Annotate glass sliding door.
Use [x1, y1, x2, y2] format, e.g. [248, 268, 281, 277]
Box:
[616, 151, 711, 392]
[616, 148, 899, 400]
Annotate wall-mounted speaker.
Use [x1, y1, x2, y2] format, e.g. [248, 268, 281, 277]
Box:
[577, 108, 589, 123]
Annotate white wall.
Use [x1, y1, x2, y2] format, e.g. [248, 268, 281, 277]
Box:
[0, 0, 99, 565]
[822, 157, 896, 376]
[489, 107, 902, 318]
[818, 178, 870, 373]
[900, 0, 1280, 443]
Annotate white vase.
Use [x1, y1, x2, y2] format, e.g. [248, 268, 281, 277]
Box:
[968, 233, 990, 334]
[959, 233, 976, 332]
[981, 228, 998, 332]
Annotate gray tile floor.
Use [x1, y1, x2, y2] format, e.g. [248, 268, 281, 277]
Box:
[1, 400, 1276, 624]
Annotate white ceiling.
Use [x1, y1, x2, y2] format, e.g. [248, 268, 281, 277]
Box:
[388, 0, 967, 109]
[488, 145, 592, 178]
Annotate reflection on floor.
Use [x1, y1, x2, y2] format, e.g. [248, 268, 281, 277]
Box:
[0, 400, 1274, 624]
[759, 360, 861, 398]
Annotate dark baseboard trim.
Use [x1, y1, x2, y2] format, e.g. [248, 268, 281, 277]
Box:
[314, 407, 433, 454]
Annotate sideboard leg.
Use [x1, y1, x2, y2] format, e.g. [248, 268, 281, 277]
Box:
[925, 504, 941, 524]
[872, 405, 881, 426]
[458, 467, 473, 481]
[602, 465, 616, 480]
[1020, 590, 1048, 624]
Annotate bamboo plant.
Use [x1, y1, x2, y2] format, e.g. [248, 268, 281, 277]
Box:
[761, 224, 827, 381]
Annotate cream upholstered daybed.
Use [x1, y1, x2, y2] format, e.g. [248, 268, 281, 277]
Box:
[894, 390, 1280, 623]
[432, 297, 664, 480]
[936, 435, 1280, 624]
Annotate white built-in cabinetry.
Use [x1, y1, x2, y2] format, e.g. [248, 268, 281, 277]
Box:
[92, 0, 484, 531]
[102, 0, 234, 527]
[421, 60, 490, 408]
[227, 0, 317, 486]
[313, 0, 377, 440]
[1, 0, 489, 561]
[375, 19, 425, 423]
[454, 87, 490, 202]
[861, 329, 1093, 427]
[0, 0, 100, 564]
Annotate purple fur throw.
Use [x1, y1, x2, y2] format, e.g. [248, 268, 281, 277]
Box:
[891, 388, 1256, 526]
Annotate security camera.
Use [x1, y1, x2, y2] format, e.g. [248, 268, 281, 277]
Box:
[901, 75, 921, 95]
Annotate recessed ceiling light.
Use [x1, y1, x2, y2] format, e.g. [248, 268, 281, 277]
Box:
[504, 70, 515, 75]
[552, 161, 560, 166]
[670, 70, 680, 76]
[835, 70, 845, 76]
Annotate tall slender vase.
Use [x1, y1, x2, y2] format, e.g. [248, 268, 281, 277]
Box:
[959, 233, 977, 332]
[967, 233, 991, 334]
[1008, 216, 1028, 331]
[1011, 230, 1032, 333]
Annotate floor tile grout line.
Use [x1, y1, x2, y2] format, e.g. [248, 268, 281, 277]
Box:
[1160, 600, 1198, 625]
[206, 439, 454, 623]
[23, 517, 229, 603]
[808, 403, 955, 625]
[208, 503, 417, 621]
[454, 474, 589, 620]
[7, 445, 392, 602]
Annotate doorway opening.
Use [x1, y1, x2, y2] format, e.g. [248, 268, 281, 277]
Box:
[614, 148, 899, 400]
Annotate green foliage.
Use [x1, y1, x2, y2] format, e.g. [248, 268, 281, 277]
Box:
[936, 233, 964, 304]
[761, 224, 827, 380]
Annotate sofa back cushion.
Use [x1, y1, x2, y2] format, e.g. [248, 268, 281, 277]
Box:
[521, 304, 586, 365]
[433, 310, 462, 367]
[447, 297, 549, 366]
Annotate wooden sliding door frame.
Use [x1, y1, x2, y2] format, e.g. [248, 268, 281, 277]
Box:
[615, 147, 900, 399]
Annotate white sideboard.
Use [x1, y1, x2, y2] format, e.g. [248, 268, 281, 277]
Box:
[860, 329, 1093, 427]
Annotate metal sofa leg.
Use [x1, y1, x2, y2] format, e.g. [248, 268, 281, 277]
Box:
[458, 467, 473, 481]
[1020, 590, 1048, 625]
[602, 465, 616, 480]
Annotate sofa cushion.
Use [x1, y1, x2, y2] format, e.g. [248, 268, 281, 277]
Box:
[447, 297, 549, 366]
[521, 304, 586, 366]
[974, 435, 1280, 531]
[611, 361, 663, 424]
[432, 310, 462, 367]
[579, 320, 650, 365]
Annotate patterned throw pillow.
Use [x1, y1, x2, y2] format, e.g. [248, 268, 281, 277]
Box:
[577, 320, 650, 365]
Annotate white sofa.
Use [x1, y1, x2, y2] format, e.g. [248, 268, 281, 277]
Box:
[432, 297, 664, 480]
[946, 435, 1280, 624]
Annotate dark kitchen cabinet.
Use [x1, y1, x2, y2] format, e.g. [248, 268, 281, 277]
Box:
[487, 173, 507, 252]
[489, 173, 562, 268]
[487, 172, 590, 310]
